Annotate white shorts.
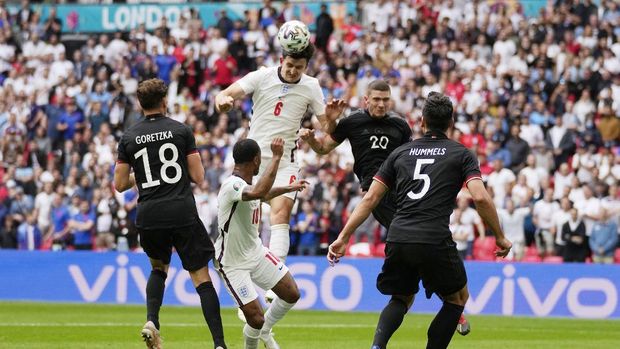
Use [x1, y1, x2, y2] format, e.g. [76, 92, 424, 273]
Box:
[258, 160, 300, 200]
[217, 246, 289, 306]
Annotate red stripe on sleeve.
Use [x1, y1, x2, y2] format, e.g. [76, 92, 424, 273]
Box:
[186, 149, 199, 155]
[373, 175, 390, 188]
[464, 175, 482, 185]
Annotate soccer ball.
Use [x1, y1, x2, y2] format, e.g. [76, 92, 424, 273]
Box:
[277, 20, 310, 53]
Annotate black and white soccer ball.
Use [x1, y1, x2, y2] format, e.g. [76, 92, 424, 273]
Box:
[277, 20, 310, 53]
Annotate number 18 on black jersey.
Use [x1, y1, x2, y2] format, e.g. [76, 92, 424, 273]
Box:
[117, 114, 199, 230]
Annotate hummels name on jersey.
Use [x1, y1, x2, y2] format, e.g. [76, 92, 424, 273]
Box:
[409, 147, 447, 156]
[135, 131, 173, 144]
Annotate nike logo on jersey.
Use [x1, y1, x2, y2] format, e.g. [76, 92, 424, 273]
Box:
[278, 265, 283, 270]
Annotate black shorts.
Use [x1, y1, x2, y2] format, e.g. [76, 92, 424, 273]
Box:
[377, 238, 467, 298]
[371, 190, 397, 229]
[138, 217, 215, 272]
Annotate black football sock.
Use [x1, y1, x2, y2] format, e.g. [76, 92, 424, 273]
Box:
[426, 302, 464, 349]
[196, 281, 227, 349]
[372, 297, 409, 349]
[146, 269, 167, 330]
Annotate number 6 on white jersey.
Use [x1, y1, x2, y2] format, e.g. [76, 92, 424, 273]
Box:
[407, 158, 435, 200]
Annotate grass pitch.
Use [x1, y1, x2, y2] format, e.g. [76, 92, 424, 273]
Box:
[0, 302, 618, 348]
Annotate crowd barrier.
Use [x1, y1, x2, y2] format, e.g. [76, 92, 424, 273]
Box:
[0, 251, 618, 319]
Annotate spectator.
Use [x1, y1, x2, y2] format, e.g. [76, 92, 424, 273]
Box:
[487, 159, 516, 208]
[68, 198, 95, 250]
[546, 116, 576, 169]
[589, 209, 619, 264]
[315, 4, 334, 53]
[0, 215, 17, 248]
[34, 181, 54, 234]
[498, 198, 530, 261]
[450, 208, 470, 260]
[57, 98, 85, 141]
[17, 212, 41, 250]
[561, 208, 588, 263]
[295, 200, 320, 256]
[505, 124, 530, 173]
[532, 189, 560, 258]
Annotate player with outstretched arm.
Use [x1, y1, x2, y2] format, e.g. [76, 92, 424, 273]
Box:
[327, 92, 512, 349]
[300, 80, 473, 337]
[215, 137, 307, 349]
[214, 42, 341, 303]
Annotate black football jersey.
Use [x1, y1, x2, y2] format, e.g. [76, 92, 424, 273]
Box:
[117, 113, 199, 229]
[331, 110, 411, 191]
[374, 132, 481, 244]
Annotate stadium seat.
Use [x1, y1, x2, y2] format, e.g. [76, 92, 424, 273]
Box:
[347, 242, 373, 257]
[373, 243, 386, 257]
[521, 255, 542, 263]
[543, 255, 564, 264]
[525, 245, 539, 257]
[473, 237, 496, 261]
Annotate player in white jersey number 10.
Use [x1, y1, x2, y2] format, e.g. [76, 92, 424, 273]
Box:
[215, 42, 343, 291]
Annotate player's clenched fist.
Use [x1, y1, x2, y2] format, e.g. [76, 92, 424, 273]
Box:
[215, 94, 234, 113]
[298, 128, 315, 141]
[270, 138, 285, 157]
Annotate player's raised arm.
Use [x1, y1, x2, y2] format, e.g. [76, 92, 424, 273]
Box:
[241, 138, 285, 201]
[299, 128, 340, 155]
[316, 99, 347, 134]
[466, 178, 512, 257]
[328, 179, 388, 265]
[263, 180, 309, 201]
[215, 82, 246, 113]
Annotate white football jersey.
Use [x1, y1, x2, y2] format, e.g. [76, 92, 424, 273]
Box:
[216, 176, 263, 268]
[238, 66, 326, 166]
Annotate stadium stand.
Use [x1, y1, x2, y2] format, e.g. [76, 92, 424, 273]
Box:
[0, 0, 619, 265]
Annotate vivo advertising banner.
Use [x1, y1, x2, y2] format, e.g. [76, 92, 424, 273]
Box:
[0, 251, 619, 319]
[7, 2, 356, 33]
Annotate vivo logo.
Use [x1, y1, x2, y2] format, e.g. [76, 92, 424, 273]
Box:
[466, 265, 618, 318]
[68, 255, 221, 305]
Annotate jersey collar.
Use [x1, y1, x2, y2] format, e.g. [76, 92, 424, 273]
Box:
[424, 131, 448, 139]
[277, 67, 301, 84]
[144, 113, 165, 119]
[365, 109, 388, 120]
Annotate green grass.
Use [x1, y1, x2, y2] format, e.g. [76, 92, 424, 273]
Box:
[0, 302, 618, 348]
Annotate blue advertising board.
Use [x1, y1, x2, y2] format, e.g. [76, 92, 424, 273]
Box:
[4, 1, 552, 34]
[6, 2, 356, 33]
[0, 251, 619, 319]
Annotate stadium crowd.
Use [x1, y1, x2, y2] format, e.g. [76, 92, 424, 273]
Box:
[0, 0, 619, 264]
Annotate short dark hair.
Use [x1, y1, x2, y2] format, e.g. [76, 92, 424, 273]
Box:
[282, 42, 315, 64]
[367, 80, 391, 94]
[422, 92, 454, 132]
[233, 139, 261, 164]
[137, 79, 167, 110]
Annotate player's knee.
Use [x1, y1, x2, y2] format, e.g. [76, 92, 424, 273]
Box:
[443, 286, 469, 306]
[246, 313, 265, 329]
[285, 288, 300, 304]
[392, 295, 414, 309]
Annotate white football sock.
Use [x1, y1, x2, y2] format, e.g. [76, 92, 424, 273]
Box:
[243, 324, 261, 349]
[262, 296, 296, 334]
[269, 224, 290, 262]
